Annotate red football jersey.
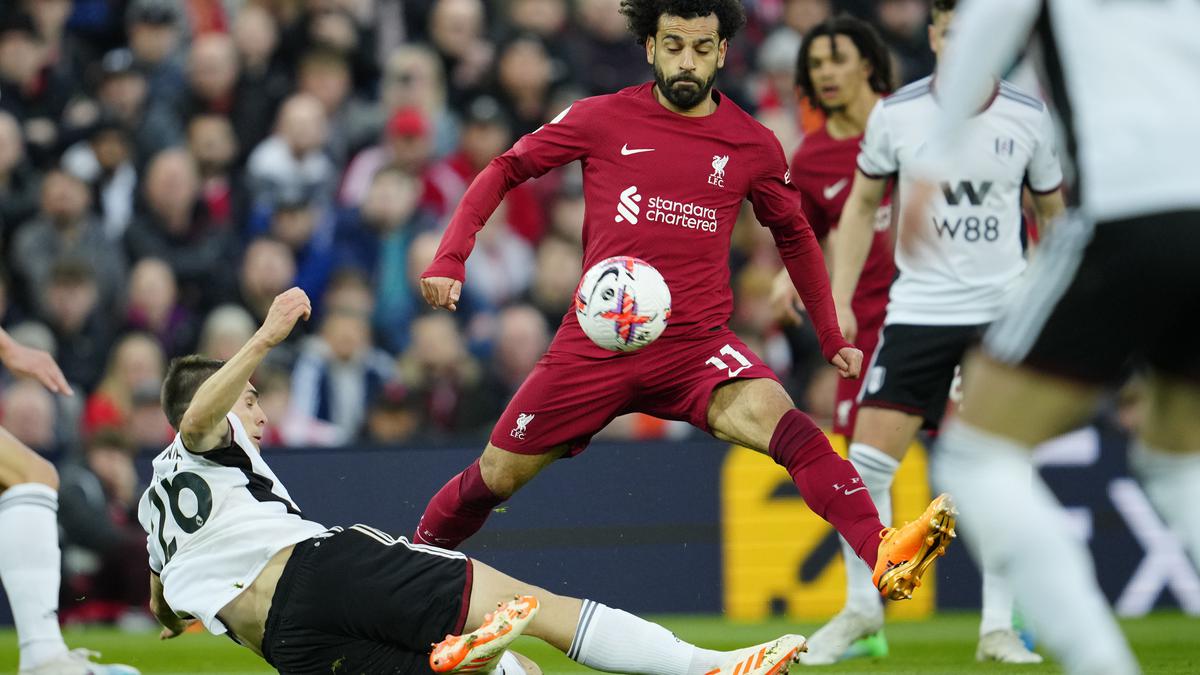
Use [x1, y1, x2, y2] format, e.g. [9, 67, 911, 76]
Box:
[790, 126, 895, 331]
[427, 83, 849, 360]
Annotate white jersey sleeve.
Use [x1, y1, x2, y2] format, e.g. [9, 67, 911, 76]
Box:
[1026, 105, 1063, 193]
[137, 414, 327, 634]
[856, 100, 898, 178]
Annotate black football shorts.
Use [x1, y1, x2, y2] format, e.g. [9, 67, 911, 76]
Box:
[984, 209, 1200, 385]
[262, 525, 472, 674]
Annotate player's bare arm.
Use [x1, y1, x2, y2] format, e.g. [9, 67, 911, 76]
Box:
[179, 288, 311, 453]
[829, 171, 888, 342]
[0, 327, 73, 396]
[150, 573, 193, 640]
[1031, 188, 1065, 238]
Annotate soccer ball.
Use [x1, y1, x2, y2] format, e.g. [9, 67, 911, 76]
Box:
[575, 256, 671, 352]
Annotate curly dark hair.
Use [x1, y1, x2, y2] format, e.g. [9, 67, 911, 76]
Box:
[619, 0, 748, 44]
[795, 15, 895, 113]
[932, 0, 957, 19]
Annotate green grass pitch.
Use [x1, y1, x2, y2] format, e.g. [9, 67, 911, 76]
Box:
[0, 613, 1194, 674]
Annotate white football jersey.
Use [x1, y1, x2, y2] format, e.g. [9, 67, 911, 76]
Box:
[137, 413, 326, 634]
[930, 0, 1200, 222]
[857, 77, 1062, 326]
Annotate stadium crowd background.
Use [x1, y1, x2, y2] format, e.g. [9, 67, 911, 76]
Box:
[0, 0, 976, 627]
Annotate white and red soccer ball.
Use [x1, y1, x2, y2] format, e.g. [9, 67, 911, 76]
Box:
[575, 256, 671, 352]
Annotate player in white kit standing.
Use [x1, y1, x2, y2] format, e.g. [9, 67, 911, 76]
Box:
[804, 0, 1065, 664]
[920, 0, 1200, 673]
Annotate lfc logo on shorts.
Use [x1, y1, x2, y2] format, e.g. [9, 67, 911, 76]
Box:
[511, 412, 535, 440]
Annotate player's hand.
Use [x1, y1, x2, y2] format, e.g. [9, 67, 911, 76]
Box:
[256, 287, 311, 347]
[770, 269, 805, 326]
[420, 276, 463, 312]
[0, 337, 73, 396]
[159, 618, 196, 640]
[836, 303, 858, 344]
[831, 346, 863, 379]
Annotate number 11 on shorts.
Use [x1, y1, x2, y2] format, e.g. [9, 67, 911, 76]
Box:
[707, 344, 752, 378]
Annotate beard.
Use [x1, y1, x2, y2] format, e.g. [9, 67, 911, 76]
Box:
[653, 63, 717, 111]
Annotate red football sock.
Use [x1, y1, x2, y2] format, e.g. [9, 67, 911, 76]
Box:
[769, 409, 884, 568]
[413, 460, 505, 549]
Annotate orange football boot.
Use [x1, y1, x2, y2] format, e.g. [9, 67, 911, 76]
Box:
[873, 493, 957, 600]
[429, 595, 539, 673]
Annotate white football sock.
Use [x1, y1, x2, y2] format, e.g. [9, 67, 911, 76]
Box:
[934, 421, 1139, 675]
[0, 484, 69, 670]
[1128, 439, 1200, 569]
[568, 600, 723, 675]
[978, 570, 1014, 635]
[841, 443, 897, 617]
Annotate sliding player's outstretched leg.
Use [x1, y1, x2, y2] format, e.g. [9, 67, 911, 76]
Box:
[467, 560, 806, 675]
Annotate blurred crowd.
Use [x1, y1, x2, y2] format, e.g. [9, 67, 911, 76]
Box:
[0, 0, 940, 624]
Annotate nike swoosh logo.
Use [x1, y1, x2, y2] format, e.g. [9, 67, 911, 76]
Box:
[843, 486, 869, 496]
[621, 144, 655, 156]
[823, 178, 849, 200]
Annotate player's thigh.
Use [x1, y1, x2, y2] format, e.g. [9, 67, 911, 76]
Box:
[957, 351, 1102, 446]
[0, 426, 57, 490]
[705, 377, 795, 453]
[852, 407, 924, 460]
[478, 442, 569, 498]
[468, 559, 582, 652]
[488, 349, 636, 461]
[1139, 371, 1200, 452]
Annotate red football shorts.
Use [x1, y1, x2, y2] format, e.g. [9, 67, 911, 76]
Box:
[489, 328, 778, 456]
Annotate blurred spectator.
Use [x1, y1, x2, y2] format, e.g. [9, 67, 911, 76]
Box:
[39, 261, 116, 392]
[126, 382, 173, 448]
[58, 430, 151, 627]
[365, 381, 421, 444]
[297, 47, 376, 164]
[93, 48, 182, 166]
[125, 0, 186, 106]
[279, 3, 379, 94]
[491, 33, 561, 137]
[289, 279, 394, 441]
[22, 0, 87, 86]
[178, 32, 278, 159]
[197, 303, 257, 360]
[397, 313, 492, 436]
[10, 169, 127, 312]
[0, 110, 40, 235]
[465, 203, 535, 306]
[427, 0, 493, 107]
[187, 114, 245, 229]
[503, 0, 577, 72]
[572, 0, 646, 95]
[265, 190, 338, 305]
[61, 117, 138, 240]
[481, 304, 550, 412]
[427, 95, 545, 242]
[238, 237, 297, 323]
[123, 258, 197, 358]
[81, 332, 166, 439]
[258, 366, 345, 447]
[0, 379, 58, 453]
[380, 44, 457, 159]
[246, 93, 336, 209]
[124, 148, 239, 311]
[338, 106, 434, 208]
[875, 0, 934, 83]
[0, 12, 70, 166]
[230, 3, 291, 157]
[525, 234, 582, 329]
